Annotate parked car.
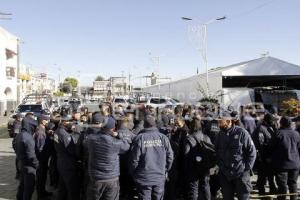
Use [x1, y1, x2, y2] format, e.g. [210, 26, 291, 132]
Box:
[7, 102, 51, 138]
[112, 97, 129, 108]
[145, 97, 177, 109]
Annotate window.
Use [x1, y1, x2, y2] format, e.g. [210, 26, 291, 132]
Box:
[114, 98, 126, 103]
[159, 99, 167, 104]
[6, 67, 16, 79]
[150, 98, 160, 104]
[17, 105, 42, 113]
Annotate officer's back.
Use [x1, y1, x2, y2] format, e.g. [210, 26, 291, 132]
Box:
[129, 115, 174, 186]
[15, 115, 38, 171]
[88, 117, 130, 181]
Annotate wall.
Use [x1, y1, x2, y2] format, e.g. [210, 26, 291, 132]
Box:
[0, 27, 18, 115]
[143, 71, 223, 104]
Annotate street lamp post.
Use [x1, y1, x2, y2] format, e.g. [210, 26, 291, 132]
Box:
[182, 16, 226, 96]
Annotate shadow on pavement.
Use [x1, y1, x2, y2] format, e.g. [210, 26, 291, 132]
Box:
[0, 154, 18, 200]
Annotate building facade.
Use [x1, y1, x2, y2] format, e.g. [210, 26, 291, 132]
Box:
[0, 27, 18, 116]
[92, 76, 127, 97]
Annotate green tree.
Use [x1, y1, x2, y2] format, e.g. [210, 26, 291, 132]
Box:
[61, 82, 72, 93]
[64, 77, 78, 88]
[95, 76, 105, 81]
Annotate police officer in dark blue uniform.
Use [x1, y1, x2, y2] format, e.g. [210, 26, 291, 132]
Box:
[184, 115, 213, 200]
[12, 113, 23, 179]
[78, 112, 103, 200]
[252, 113, 278, 195]
[54, 115, 80, 200]
[117, 116, 136, 199]
[165, 117, 188, 200]
[129, 115, 174, 200]
[15, 113, 38, 200]
[271, 116, 300, 200]
[87, 117, 130, 200]
[34, 114, 53, 199]
[215, 111, 256, 200]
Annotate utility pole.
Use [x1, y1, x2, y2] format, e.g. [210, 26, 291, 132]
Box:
[16, 38, 20, 104]
[182, 16, 226, 96]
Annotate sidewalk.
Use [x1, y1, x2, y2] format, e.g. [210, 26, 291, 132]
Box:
[0, 116, 9, 126]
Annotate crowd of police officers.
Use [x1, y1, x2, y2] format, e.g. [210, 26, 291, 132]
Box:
[11, 102, 300, 200]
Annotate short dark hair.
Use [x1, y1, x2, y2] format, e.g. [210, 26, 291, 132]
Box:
[280, 116, 292, 129]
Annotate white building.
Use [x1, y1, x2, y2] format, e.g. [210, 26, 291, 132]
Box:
[0, 27, 18, 115]
[30, 73, 56, 94]
[143, 56, 300, 110]
[93, 80, 110, 97]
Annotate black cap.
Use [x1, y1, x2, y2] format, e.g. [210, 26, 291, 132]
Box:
[92, 113, 105, 124]
[16, 113, 23, 119]
[38, 114, 50, 122]
[216, 110, 233, 120]
[103, 117, 116, 130]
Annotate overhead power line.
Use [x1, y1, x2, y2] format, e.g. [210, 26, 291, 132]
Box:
[227, 0, 280, 20]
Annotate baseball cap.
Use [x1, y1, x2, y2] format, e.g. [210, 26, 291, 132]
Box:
[216, 110, 233, 120]
[92, 112, 105, 124]
[103, 117, 116, 130]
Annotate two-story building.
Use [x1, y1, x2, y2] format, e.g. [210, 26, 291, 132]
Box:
[0, 27, 18, 116]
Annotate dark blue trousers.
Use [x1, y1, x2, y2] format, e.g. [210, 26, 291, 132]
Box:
[219, 171, 252, 200]
[17, 168, 36, 200]
[136, 183, 165, 200]
[275, 169, 299, 200]
[87, 178, 120, 200]
[187, 175, 211, 200]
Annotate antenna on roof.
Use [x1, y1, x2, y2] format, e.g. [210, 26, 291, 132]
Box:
[261, 51, 269, 58]
[0, 11, 12, 20]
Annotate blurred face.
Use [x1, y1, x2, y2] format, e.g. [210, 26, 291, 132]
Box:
[41, 119, 49, 126]
[81, 116, 87, 122]
[74, 113, 81, 121]
[175, 119, 184, 128]
[218, 119, 232, 131]
[62, 121, 72, 130]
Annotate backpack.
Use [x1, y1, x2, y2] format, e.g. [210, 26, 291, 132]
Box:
[189, 133, 217, 173]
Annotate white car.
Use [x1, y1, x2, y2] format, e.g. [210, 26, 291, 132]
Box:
[145, 97, 177, 109]
[112, 97, 129, 108]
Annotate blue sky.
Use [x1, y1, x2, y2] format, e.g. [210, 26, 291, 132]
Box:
[1, 0, 300, 86]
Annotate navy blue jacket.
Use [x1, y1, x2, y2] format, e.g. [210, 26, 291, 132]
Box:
[184, 130, 213, 180]
[271, 128, 300, 170]
[88, 129, 130, 181]
[252, 122, 278, 162]
[78, 127, 101, 166]
[242, 115, 256, 135]
[129, 127, 174, 186]
[15, 117, 38, 174]
[215, 125, 256, 180]
[54, 126, 78, 171]
[118, 126, 135, 142]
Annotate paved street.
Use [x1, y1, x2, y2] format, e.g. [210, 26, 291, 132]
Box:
[0, 137, 17, 200]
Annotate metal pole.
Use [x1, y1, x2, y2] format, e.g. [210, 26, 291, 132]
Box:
[203, 24, 209, 96]
[16, 38, 20, 105]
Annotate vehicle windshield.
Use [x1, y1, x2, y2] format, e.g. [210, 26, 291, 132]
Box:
[168, 99, 177, 104]
[127, 99, 136, 104]
[115, 98, 126, 103]
[17, 105, 42, 113]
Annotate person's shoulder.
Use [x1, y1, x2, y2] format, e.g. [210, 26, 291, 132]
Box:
[234, 125, 248, 134]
